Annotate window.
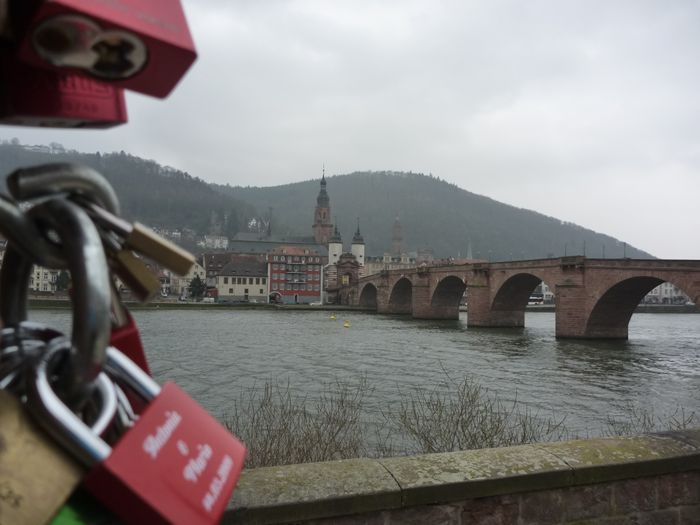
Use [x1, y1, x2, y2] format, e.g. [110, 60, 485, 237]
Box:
[244, 288, 249, 294]
[262, 278, 266, 284]
[229, 288, 233, 293]
[248, 278, 253, 284]
[259, 289, 263, 294]
[274, 256, 278, 261]
[280, 256, 285, 262]
[255, 278, 260, 285]
[224, 277, 228, 284]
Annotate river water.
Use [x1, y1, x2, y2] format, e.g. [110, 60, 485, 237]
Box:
[30, 309, 700, 436]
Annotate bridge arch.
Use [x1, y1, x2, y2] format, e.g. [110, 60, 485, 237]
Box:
[492, 273, 549, 310]
[431, 275, 467, 309]
[388, 277, 413, 314]
[487, 272, 552, 327]
[585, 276, 681, 339]
[358, 283, 378, 309]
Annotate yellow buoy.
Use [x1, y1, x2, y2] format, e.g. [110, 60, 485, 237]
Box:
[330, 314, 337, 320]
[343, 320, 350, 328]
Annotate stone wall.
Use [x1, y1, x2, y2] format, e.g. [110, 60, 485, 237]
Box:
[224, 430, 700, 524]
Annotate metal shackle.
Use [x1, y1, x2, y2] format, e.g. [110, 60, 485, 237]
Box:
[0, 198, 112, 406]
[0, 194, 64, 268]
[28, 342, 119, 461]
[0, 245, 37, 327]
[0, 321, 66, 392]
[7, 163, 121, 215]
[28, 345, 160, 467]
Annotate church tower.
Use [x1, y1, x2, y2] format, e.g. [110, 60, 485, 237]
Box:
[312, 170, 333, 244]
[328, 224, 343, 264]
[351, 219, 365, 267]
[391, 215, 403, 255]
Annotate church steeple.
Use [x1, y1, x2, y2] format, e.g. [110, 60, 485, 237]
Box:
[312, 167, 333, 244]
[391, 215, 403, 255]
[330, 222, 342, 243]
[351, 217, 365, 266]
[317, 167, 329, 208]
[352, 218, 364, 244]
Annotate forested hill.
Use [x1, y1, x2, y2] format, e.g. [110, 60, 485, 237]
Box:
[0, 143, 652, 260]
[218, 171, 653, 260]
[0, 143, 256, 237]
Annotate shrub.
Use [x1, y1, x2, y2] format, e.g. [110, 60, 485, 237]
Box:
[224, 375, 693, 468]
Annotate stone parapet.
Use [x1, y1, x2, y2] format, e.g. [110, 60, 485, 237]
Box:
[225, 430, 700, 524]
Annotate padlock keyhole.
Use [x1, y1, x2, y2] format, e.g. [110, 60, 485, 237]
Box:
[91, 38, 136, 78]
[34, 26, 74, 55]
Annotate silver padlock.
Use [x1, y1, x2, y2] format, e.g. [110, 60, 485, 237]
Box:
[0, 197, 111, 408]
[0, 216, 118, 435]
[0, 193, 64, 268]
[7, 163, 121, 215]
[28, 343, 160, 467]
[0, 322, 64, 392]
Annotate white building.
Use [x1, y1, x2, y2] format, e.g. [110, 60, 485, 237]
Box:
[30, 266, 59, 292]
[200, 235, 229, 250]
[171, 260, 206, 298]
[215, 256, 268, 303]
[644, 282, 691, 304]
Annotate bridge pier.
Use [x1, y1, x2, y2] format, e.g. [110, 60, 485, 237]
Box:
[466, 284, 525, 328]
[412, 277, 461, 319]
[554, 283, 591, 338]
[374, 280, 394, 314]
[411, 279, 432, 318]
[375, 278, 412, 314]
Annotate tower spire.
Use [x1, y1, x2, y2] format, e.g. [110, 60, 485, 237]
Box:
[313, 167, 332, 244]
[352, 217, 364, 244]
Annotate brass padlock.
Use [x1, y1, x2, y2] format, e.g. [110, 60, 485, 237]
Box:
[0, 389, 83, 524]
[85, 202, 195, 276]
[110, 250, 160, 303]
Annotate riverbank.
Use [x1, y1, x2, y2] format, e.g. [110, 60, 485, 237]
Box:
[28, 297, 373, 312]
[516, 304, 699, 314]
[29, 297, 698, 313]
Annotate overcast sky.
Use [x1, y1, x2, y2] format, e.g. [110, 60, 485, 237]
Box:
[2, 1, 699, 258]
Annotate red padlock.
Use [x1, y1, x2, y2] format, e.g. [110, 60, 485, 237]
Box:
[0, 53, 127, 127]
[16, 0, 197, 98]
[110, 310, 151, 376]
[28, 345, 246, 525]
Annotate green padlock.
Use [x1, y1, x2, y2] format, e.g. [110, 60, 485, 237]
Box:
[50, 489, 121, 525]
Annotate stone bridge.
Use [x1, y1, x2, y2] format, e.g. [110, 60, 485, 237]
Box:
[339, 257, 700, 339]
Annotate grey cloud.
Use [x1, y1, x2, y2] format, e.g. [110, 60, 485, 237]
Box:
[1, 1, 699, 257]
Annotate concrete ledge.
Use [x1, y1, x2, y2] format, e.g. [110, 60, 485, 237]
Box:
[224, 458, 401, 524]
[224, 430, 700, 524]
[378, 444, 572, 506]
